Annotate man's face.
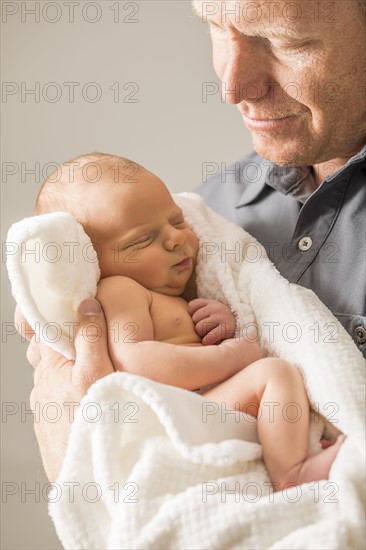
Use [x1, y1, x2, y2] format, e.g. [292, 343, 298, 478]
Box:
[194, 0, 366, 166]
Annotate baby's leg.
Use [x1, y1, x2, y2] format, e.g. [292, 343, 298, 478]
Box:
[202, 358, 345, 491]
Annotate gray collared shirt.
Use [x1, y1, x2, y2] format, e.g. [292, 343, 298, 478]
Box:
[196, 147, 366, 357]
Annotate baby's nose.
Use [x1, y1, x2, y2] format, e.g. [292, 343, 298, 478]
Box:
[163, 226, 186, 250]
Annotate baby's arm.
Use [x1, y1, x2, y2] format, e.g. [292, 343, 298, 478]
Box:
[188, 298, 237, 345]
[97, 276, 262, 390]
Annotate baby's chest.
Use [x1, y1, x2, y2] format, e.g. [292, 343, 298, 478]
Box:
[150, 293, 201, 345]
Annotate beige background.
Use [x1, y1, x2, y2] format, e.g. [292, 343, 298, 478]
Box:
[1, 1, 252, 548]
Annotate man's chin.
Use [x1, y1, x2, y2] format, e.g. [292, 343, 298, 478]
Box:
[260, 151, 305, 168]
[252, 138, 311, 168]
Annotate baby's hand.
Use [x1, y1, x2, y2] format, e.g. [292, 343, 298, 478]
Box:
[188, 298, 237, 345]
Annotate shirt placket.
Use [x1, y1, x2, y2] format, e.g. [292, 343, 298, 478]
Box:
[275, 172, 352, 284]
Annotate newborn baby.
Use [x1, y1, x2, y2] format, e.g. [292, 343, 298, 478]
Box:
[35, 152, 345, 491]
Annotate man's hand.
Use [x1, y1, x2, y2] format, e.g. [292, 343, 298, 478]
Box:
[188, 298, 237, 345]
[18, 299, 115, 482]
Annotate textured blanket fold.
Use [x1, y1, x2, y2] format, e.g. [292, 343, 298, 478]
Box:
[6, 211, 100, 360]
[6, 193, 365, 549]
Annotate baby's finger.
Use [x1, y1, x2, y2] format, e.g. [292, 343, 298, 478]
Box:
[191, 308, 211, 324]
[187, 299, 210, 315]
[195, 319, 219, 338]
[202, 327, 223, 346]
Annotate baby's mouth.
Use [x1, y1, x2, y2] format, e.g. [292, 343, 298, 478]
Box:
[173, 257, 191, 268]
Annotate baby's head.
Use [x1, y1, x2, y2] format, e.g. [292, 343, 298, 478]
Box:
[36, 153, 138, 236]
[36, 153, 198, 296]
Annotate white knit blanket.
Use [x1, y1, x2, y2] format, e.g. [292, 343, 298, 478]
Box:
[6, 193, 365, 549]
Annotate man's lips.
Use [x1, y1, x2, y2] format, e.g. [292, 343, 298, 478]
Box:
[240, 110, 303, 131]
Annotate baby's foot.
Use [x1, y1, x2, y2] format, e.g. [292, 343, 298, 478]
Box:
[274, 434, 346, 491]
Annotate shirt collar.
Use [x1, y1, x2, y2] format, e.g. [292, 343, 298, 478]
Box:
[236, 145, 366, 207]
[266, 165, 315, 204]
[324, 144, 366, 183]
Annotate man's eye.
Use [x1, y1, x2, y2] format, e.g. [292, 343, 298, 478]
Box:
[269, 40, 311, 53]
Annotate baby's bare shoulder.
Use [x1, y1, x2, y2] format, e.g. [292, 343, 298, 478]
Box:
[97, 276, 151, 305]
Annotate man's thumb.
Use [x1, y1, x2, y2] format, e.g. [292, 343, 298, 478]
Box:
[73, 298, 115, 383]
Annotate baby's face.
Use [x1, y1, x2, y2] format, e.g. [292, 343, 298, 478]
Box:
[84, 167, 198, 296]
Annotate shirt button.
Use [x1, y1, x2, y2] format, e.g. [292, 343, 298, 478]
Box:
[298, 237, 313, 251]
[353, 326, 366, 345]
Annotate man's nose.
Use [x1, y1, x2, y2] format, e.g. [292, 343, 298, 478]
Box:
[163, 226, 186, 251]
[220, 36, 271, 104]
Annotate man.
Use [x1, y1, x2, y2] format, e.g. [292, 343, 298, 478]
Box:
[23, 0, 365, 481]
[194, 0, 366, 355]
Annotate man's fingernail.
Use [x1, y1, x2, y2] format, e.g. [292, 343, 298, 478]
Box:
[77, 299, 102, 316]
